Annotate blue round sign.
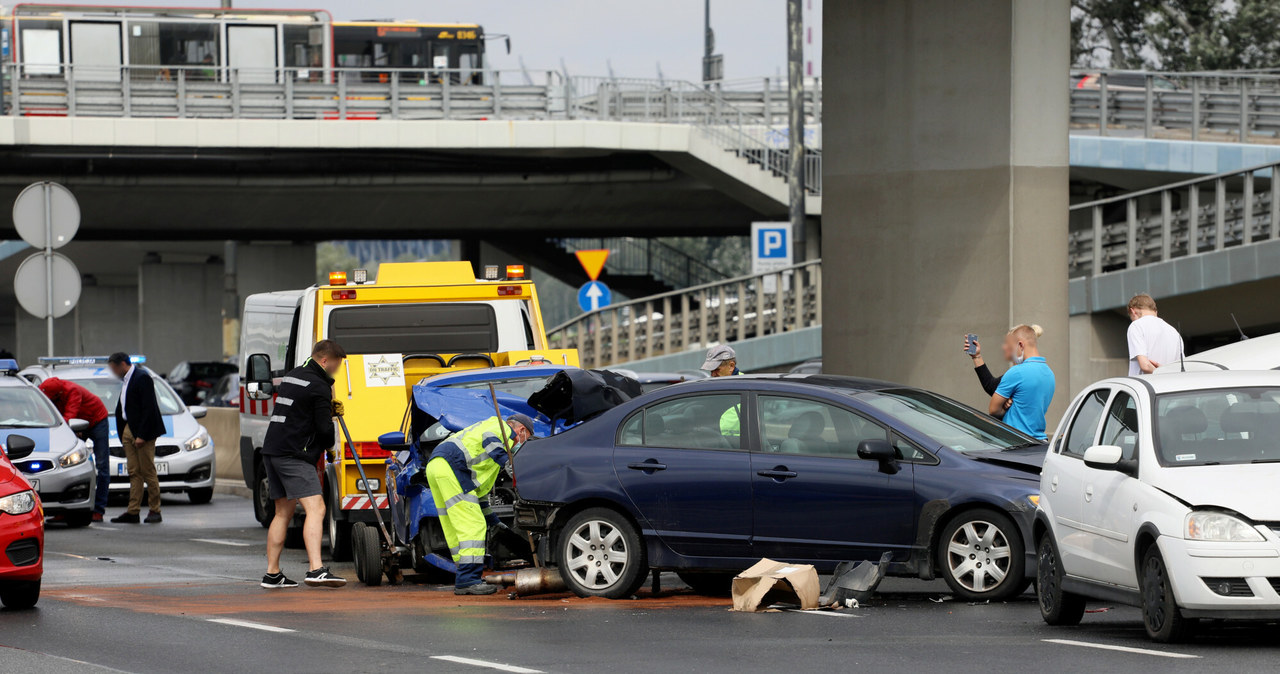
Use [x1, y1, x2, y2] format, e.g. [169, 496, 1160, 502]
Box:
[577, 281, 612, 312]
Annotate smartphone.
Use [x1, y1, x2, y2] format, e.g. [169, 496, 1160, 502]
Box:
[965, 334, 979, 356]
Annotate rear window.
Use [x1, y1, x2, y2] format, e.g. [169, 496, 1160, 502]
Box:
[329, 303, 499, 354]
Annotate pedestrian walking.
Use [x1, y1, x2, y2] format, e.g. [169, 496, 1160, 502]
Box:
[986, 325, 1055, 441]
[39, 377, 111, 522]
[260, 340, 348, 589]
[426, 413, 533, 595]
[107, 353, 167, 524]
[1126, 294, 1183, 375]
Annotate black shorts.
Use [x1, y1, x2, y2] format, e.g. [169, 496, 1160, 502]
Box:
[263, 454, 322, 500]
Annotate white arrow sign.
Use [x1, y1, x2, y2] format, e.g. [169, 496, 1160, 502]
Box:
[585, 283, 603, 310]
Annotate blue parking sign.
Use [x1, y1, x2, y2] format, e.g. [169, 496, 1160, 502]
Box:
[754, 224, 789, 260]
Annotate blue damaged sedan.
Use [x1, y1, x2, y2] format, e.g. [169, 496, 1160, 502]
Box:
[513, 374, 1046, 600]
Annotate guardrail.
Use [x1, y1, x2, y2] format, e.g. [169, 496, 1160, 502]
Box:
[547, 259, 821, 369]
[1, 64, 822, 195]
[552, 237, 730, 290]
[1068, 160, 1280, 277]
[1070, 69, 1280, 142]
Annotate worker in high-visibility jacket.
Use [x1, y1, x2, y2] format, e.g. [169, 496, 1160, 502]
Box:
[426, 413, 535, 595]
[702, 344, 743, 446]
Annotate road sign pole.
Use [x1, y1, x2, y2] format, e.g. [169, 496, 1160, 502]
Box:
[42, 183, 53, 357]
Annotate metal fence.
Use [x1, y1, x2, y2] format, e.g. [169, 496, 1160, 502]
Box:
[552, 237, 730, 290]
[1070, 69, 1280, 142]
[547, 260, 821, 369]
[2, 65, 822, 195]
[1068, 160, 1280, 277]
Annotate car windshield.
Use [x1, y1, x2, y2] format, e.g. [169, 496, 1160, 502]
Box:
[68, 374, 186, 416]
[858, 388, 1036, 453]
[438, 374, 553, 399]
[1156, 387, 1280, 466]
[0, 386, 62, 428]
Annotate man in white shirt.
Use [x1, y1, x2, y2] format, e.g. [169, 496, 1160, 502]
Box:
[1126, 294, 1183, 375]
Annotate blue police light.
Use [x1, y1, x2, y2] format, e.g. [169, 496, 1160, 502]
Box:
[130, 355, 147, 364]
[0, 359, 18, 374]
[18, 460, 52, 473]
[37, 355, 147, 367]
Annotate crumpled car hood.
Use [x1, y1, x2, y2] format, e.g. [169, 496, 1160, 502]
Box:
[1148, 463, 1280, 521]
[412, 386, 552, 436]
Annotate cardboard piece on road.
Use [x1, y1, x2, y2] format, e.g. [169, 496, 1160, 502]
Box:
[574, 249, 609, 281]
[731, 558, 820, 612]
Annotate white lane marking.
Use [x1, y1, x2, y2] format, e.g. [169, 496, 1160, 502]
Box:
[190, 538, 251, 547]
[1043, 639, 1199, 659]
[207, 618, 295, 633]
[430, 655, 544, 673]
[784, 608, 859, 618]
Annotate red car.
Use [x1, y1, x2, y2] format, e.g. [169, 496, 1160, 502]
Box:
[0, 434, 43, 610]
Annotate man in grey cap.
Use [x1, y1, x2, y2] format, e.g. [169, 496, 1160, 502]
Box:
[701, 344, 740, 378]
[701, 345, 743, 443]
[426, 413, 534, 595]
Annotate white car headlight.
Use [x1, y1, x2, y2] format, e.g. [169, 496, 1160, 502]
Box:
[185, 428, 211, 452]
[1185, 511, 1265, 542]
[59, 446, 89, 468]
[0, 490, 37, 515]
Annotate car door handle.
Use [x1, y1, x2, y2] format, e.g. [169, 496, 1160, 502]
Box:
[627, 461, 666, 472]
[1050, 475, 1058, 492]
[757, 468, 798, 480]
[1084, 485, 1094, 502]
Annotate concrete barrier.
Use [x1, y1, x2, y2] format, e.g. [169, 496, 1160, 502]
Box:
[203, 407, 241, 482]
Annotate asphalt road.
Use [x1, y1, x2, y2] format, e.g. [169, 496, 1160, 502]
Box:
[2, 495, 1279, 673]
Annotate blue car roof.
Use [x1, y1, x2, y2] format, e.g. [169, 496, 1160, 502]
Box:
[420, 364, 573, 387]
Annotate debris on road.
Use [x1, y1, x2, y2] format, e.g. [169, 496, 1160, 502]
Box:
[488, 568, 567, 598]
[819, 552, 891, 607]
[731, 559, 820, 612]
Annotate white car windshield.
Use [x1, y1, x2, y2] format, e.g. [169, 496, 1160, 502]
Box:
[0, 387, 62, 428]
[1156, 387, 1280, 466]
[68, 375, 186, 416]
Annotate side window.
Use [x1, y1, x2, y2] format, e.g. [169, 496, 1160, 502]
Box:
[1100, 391, 1140, 460]
[1063, 389, 1109, 458]
[892, 433, 934, 463]
[626, 395, 742, 450]
[757, 395, 886, 459]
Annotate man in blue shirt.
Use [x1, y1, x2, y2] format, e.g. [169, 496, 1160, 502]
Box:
[989, 324, 1055, 440]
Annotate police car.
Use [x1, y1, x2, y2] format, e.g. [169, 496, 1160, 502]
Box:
[0, 359, 95, 526]
[20, 357, 215, 505]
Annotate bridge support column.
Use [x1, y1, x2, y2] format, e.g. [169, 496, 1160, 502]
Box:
[224, 242, 315, 358]
[139, 261, 223, 374]
[823, 0, 1071, 419]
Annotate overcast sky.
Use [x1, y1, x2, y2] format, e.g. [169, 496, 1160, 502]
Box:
[125, 0, 822, 83]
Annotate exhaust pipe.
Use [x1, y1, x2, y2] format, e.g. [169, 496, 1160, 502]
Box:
[488, 568, 567, 597]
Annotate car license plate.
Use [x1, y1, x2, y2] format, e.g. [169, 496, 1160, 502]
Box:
[156, 462, 168, 476]
[29, 479, 39, 491]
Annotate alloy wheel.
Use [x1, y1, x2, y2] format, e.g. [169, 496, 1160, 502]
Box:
[946, 520, 1012, 593]
[564, 519, 630, 591]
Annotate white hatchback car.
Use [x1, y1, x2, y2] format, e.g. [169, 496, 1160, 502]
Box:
[1036, 371, 1280, 642]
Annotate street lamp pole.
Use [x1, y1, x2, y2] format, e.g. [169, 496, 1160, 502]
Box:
[786, 0, 805, 243]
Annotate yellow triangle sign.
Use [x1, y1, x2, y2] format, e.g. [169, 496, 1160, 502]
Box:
[575, 249, 609, 281]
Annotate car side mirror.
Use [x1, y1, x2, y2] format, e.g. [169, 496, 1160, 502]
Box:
[378, 431, 409, 450]
[245, 353, 274, 400]
[4, 434, 36, 461]
[68, 418, 90, 433]
[857, 439, 900, 475]
[188, 405, 207, 419]
[1083, 444, 1136, 475]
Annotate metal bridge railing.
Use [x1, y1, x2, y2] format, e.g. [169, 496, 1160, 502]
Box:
[547, 259, 821, 369]
[1070, 69, 1280, 142]
[1, 64, 822, 195]
[1068, 160, 1280, 278]
[552, 237, 730, 290]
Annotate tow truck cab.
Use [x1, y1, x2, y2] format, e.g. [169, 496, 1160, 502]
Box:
[237, 261, 578, 560]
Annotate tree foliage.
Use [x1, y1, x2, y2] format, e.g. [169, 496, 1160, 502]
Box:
[1074, 0, 1280, 71]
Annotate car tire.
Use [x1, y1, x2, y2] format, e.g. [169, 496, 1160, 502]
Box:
[0, 580, 40, 610]
[937, 509, 1026, 602]
[1037, 534, 1085, 625]
[1140, 546, 1195, 643]
[64, 511, 93, 528]
[327, 509, 352, 562]
[252, 463, 274, 528]
[352, 522, 382, 587]
[677, 571, 735, 597]
[557, 507, 647, 599]
[187, 487, 214, 505]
